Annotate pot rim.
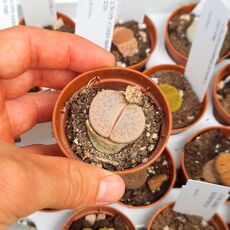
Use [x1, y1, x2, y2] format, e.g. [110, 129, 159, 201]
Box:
[62, 206, 136, 230]
[52, 67, 172, 175]
[117, 147, 176, 209]
[181, 125, 230, 204]
[212, 64, 230, 121]
[147, 202, 228, 230]
[143, 64, 208, 134]
[165, 3, 230, 65]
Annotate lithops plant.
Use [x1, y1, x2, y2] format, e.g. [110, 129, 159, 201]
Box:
[87, 86, 146, 154]
[112, 27, 138, 57]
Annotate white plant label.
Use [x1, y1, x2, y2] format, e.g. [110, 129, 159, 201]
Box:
[76, 0, 118, 51]
[0, 0, 18, 29]
[192, 0, 207, 16]
[185, 0, 229, 102]
[117, 0, 150, 23]
[20, 0, 57, 27]
[173, 180, 230, 220]
[21, 122, 55, 146]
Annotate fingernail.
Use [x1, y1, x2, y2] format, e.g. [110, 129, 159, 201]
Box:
[97, 175, 125, 203]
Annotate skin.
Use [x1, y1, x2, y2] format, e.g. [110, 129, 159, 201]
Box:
[0, 26, 125, 229]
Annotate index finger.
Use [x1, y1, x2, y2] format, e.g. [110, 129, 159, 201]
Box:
[0, 26, 115, 79]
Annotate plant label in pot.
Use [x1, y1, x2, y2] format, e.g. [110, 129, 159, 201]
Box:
[173, 180, 230, 221]
[75, 0, 118, 51]
[185, 0, 229, 102]
[21, 0, 57, 27]
[0, 0, 18, 29]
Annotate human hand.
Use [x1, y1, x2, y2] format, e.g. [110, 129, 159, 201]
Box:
[0, 26, 125, 229]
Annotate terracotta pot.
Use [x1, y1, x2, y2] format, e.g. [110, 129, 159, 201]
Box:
[144, 64, 208, 134]
[165, 4, 230, 66]
[117, 147, 176, 209]
[127, 15, 157, 71]
[53, 67, 171, 175]
[181, 126, 230, 204]
[20, 12, 75, 29]
[212, 64, 230, 125]
[62, 206, 135, 230]
[147, 202, 228, 230]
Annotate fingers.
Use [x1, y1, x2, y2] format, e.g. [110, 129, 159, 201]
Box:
[0, 142, 125, 227]
[1, 69, 77, 99]
[0, 94, 14, 143]
[0, 26, 115, 80]
[6, 92, 58, 137]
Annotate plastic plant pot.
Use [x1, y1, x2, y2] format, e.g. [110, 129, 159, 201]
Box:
[212, 64, 230, 125]
[165, 3, 230, 66]
[62, 206, 135, 230]
[117, 147, 176, 209]
[52, 67, 171, 175]
[144, 64, 208, 134]
[147, 202, 228, 230]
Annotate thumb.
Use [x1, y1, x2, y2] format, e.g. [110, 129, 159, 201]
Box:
[0, 142, 125, 227]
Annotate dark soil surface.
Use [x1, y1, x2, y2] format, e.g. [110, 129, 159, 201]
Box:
[111, 20, 151, 67]
[151, 70, 201, 129]
[120, 154, 172, 207]
[69, 214, 126, 230]
[151, 208, 216, 230]
[65, 87, 163, 171]
[44, 24, 74, 33]
[184, 129, 230, 181]
[217, 75, 230, 114]
[168, 13, 230, 58]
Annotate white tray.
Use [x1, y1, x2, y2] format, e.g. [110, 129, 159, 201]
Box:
[12, 9, 230, 230]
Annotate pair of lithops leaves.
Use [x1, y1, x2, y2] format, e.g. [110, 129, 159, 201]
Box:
[112, 26, 138, 57]
[159, 84, 183, 113]
[87, 86, 146, 154]
[202, 153, 230, 186]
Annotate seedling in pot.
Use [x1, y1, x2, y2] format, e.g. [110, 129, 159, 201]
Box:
[167, 1, 230, 65]
[75, 0, 156, 70]
[65, 84, 163, 171]
[120, 149, 176, 208]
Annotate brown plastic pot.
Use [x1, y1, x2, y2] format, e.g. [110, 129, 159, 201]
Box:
[144, 64, 208, 134]
[181, 126, 230, 204]
[147, 202, 228, 230]
[53, 67, 171, 175]
[126, 15, 157, 71]
[62, 206, 135, 230]
[20, 12, 75, 30]
[165, 4, 230, 66]
[117, 147, 176, 209]
[212, 64, 230, 125]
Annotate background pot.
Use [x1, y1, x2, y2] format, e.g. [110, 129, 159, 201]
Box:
[181, 126, 230, 204]
[117, 147, 176, 209]
[144, 64, 208, 134]
[128, 15, 157, 71]
[20, 12, 75, 29]
[62, 206, 135, 230]
[165, 4, 230, 66]
[212, 64, 230, 125]
[53, 67, 171, 175]
[147, 202, 228, 230]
